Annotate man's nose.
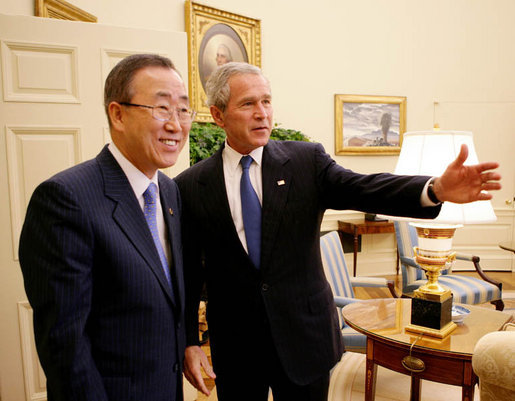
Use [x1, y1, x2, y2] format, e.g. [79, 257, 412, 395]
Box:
[254, 103, 268, 118]
[164, 112, 182, 131]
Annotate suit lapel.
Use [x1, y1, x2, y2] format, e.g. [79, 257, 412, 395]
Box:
[260, 142, 292, 271]
[96, 147, 175, 304]
[198, 147, 244, 247]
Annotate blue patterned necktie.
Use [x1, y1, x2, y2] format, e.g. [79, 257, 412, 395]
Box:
[240, 155, 261, 269]
[143, 183, 172, 285]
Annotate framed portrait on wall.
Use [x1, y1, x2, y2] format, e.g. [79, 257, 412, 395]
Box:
[185, 1, 261, 121]
[335, 94, 406, 155]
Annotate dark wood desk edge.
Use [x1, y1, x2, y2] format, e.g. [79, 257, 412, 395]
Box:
[337, 219, 397, 276]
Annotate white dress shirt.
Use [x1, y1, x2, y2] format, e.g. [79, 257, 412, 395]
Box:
[108, 143, 171, 263]
[222, 141, 263, 253]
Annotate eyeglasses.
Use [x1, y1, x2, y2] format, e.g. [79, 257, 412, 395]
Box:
[120, 102, 196, 123]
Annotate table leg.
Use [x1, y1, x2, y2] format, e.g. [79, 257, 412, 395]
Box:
[365, 338, 377, 401]
[353, 229, 358, 276]
[462, 362, 477, 401]
[462, 385, 475, 401]
[410, 376, 422, 401]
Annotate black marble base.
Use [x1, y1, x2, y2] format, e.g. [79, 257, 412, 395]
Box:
[411, 296, 453, 330]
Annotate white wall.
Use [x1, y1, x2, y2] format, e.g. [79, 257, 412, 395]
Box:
[2, 0, 514, 274]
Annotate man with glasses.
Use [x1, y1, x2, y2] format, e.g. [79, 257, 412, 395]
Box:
[19, 54, 194, 401]
[175, 62, 501, 401]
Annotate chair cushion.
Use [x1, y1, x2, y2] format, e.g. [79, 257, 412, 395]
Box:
[406, 275, 502, 304]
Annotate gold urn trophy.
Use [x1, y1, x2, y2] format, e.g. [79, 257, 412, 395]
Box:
[405, 223, 461, 338]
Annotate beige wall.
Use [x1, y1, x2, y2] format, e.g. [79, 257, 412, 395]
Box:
[4, 0, 513, 196]
[2, 0, 514, 274]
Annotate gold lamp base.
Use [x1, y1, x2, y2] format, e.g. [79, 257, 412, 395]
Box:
[406, 223, 461, 339]
[405, 320, 457, 339]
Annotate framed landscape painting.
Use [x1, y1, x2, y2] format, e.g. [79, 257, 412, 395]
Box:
[335, 94, 406, 155]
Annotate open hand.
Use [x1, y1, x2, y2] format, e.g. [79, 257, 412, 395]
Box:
[433, 144, 501, 203]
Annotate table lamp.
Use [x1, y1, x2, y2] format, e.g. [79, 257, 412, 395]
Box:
[382, 130, 496, 338]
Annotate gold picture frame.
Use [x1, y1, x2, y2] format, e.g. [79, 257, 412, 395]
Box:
[185, 1, 261, 121]
[335, 94, 406, 155]
[35, 0, 97, 22]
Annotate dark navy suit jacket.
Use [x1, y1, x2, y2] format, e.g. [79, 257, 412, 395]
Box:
[19, 146, 186, 401]
[175, 140, 440, 386]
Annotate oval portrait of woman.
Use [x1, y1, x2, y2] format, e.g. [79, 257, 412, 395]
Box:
[198, 23, 249, 90]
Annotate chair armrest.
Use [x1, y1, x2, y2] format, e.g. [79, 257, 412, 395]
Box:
[333, 296, 360, 308]
[502, 322, 515, 331]
[455, 252, 475, 261]
[350, 277, 398, 298]
[472, 331, 515, 391]
[350, 276, 389, 287]
[400, 256, 419, 268]
[455, 253, 503, 290]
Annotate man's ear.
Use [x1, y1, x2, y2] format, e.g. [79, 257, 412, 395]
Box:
[108, 102, 125, 131]
[210, 105, 225, 128]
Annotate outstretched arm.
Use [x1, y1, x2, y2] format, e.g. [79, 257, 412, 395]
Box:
[433, 144, 501, 203]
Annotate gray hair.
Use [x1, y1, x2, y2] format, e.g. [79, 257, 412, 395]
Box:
[205, 62, 267, 112]
[104, 54, 177, 126]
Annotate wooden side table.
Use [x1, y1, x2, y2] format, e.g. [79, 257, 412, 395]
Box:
[338, 219, 397, 276]
[342, 299, 513, 401]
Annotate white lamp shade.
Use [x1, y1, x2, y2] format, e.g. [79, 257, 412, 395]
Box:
[386, 130, 496, 224]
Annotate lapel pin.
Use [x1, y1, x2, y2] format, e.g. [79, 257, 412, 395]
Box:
[169, 208, 174, 216]
[277, 180, 285, 186]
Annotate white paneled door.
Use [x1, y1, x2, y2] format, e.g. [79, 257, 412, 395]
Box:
[0, 14, 189, 401]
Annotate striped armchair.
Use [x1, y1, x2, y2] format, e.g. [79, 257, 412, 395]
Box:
[394, 221, 504, 310]
[320, 231, 397, 353]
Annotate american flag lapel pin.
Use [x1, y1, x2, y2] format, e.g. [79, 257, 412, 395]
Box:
[277, 180, 285, 186]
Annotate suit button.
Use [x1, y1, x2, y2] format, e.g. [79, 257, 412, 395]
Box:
[262, 284, 269, 291]
[176, 322, 181, 329]
[173, 363, 179, 372]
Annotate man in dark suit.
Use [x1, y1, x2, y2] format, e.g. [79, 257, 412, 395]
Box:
[175, 62, 501, 401]
[19, 54, 194, 400]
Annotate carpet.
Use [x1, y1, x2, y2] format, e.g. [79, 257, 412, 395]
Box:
[499, 290, 515, 311]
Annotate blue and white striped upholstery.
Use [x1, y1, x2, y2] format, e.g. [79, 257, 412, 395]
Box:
[320, 231, 355, 300]
[394, 221, 503, 306]
[320, 231, 397, 353]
